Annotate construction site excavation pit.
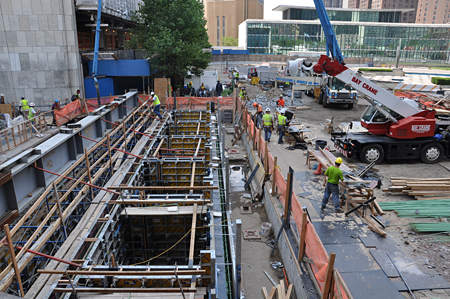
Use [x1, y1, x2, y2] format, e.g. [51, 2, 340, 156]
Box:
[0, 98, 238, 299]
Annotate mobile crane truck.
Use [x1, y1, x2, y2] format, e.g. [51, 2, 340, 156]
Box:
[312, 0, 450, 164]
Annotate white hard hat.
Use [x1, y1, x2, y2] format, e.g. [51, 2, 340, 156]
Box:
[265, 108, 271, 112]
[29, 102, 35, 107]
[0, 93, 3, 97]
[281, 108, 286, 114]
[151, 92, 155, 96]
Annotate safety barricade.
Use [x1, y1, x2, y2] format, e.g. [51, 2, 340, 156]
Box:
[243, 100, 350, 298]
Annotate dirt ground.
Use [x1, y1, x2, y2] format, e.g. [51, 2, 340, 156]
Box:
[232, 82, 450, 299]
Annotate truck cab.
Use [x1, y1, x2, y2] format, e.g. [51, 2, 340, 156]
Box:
[318, 77, 358, 108]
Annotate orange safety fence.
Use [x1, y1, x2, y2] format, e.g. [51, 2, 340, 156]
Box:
[54, 100, 86, 127]
[166, 97, 234, 110]
[84, 96, 115, 111]
[243, 103, 348, 298]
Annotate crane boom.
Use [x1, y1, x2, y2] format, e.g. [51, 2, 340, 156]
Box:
[312, 0, 344, 63]
[311, 1, 420, 119]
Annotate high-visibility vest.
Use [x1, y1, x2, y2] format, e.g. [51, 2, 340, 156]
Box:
[235, 72, 239, 78]
[263, 113, 272, 126]
[278, 114, 287, 125]
[21, 99, 29, 110]
[153, 95, 160, 105]
[28, 109, 35, 120]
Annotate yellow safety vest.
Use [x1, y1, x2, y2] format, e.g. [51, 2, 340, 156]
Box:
[263, 113, 272, 126]
[278, 114, 286, 125]
[28, 109, 35, 120]
[153, 95, 160, 105]
[21, 99, 29, 110]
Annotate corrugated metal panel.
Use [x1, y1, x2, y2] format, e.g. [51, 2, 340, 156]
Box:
[76, 0, 142, 20]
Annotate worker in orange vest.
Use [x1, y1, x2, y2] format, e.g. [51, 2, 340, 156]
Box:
[276, 95, 285, 108]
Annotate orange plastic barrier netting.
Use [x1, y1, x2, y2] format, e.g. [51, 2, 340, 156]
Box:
[85, 96, 114, 111]
[166, 97, 234, 110]
[54, 100, 85, 126]
[244, 107, 348, 297]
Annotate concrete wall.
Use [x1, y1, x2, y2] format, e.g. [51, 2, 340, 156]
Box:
[0, 0, 82, 104]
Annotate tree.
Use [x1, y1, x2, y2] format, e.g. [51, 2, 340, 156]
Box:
[129, 0, 212, 78]
[222, 36, 238, 47]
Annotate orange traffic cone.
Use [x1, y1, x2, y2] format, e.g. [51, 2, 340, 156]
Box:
[314, 163, 323, 175]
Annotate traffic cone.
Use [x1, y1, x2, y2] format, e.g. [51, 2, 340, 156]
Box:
[314, 163, 323, 175]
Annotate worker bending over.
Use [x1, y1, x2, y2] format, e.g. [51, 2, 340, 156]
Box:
[277, 109, 288, 144]
[262, 108, 274, 142]
[321, 157, 345, 213]
[28, 102, 41, 137]
[71, 89, 81, 102]
[253, 102, 263, 128]
[150, 92, 162, 119]
[187, 81, 194, 95]
[239, 87, 247, 100]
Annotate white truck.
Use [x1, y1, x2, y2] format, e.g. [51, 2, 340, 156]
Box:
[277, 58, 358, 109]
[184, 70, 219, 96]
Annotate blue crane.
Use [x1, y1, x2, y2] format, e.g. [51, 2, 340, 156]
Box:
[92, 0, 103, 108]
[312, 0, 344, 64]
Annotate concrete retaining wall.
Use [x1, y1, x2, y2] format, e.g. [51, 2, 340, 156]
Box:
[241, 131, 309, 299]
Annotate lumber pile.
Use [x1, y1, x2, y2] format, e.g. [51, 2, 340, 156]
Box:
[383, 177, 450, 200]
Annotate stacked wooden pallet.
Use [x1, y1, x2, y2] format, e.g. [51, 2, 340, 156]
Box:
[383, 177, 450, 200]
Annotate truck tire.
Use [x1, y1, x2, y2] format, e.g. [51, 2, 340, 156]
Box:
[318, 92, 324, 104]
[421, 143, 444, 164]
[360, 144, 384, 164]
[347, 103, 354, 109]
[322, 95, 329, 108]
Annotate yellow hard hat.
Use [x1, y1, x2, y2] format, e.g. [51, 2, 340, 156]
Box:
[335, 157, 343, 164]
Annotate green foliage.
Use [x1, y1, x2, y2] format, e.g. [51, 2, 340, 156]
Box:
[222, 88, 232, 96]
[432, 77, 450, 85]
[129, 0, 212, 78]
[222, 36, 238, 47]
[358, 68, 393, 72]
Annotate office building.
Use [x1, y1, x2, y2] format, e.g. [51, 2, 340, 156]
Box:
[416, 0, 450, 24]
[239, 6, 450, 63]
[204, 0, 263, 46]
[349, 0, 417, 23]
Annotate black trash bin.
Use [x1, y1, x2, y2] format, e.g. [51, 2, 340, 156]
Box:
[315, 140, 327, 150]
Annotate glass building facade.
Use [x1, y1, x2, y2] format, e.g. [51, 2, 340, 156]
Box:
[282, 8, 403, 23]
[243, 20, 450, 63]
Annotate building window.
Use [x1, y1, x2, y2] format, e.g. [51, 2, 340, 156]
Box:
[436, 0, 438, 3]
[435, 6, 438, 8]
[426, 3, 428, 5]
[434, 10, 436, 13]
[425, 12, 427, 15]
[425, 7, 427, 10]
[399, 4, 402, 6]
[434, 15, 436, 18]
[411, 4, 414, 7]
[217, 16, 219, 46]
[433, 21, 435, 23]
[424, 17, 426, 20]
[222, 16, 225, 39]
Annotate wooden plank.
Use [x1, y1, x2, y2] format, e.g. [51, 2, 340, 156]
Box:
[262, 287, 270, 299]
[108, 186, 218, 191]
[280, 280, 285, 299]
[272, 157, 277, 196]
[284, 172, 292, 217]
[188, 204, 198, 263]
[277, 284, 283, 299]
[121, 206, 207, 216]
[285, 284, 293, 299]
[53, 287, 197, 293]
[321, 252, 336, 299]
[333, 269, 343, 299]
[335, 271, 354, 299]
[84, 238, 98, 242]
[268, 286, 276, 299]
[109, 199, 210, 205]
[37, 270, 205, 276]
[4, 225, 24, 297]
[298, 212, 308, 261]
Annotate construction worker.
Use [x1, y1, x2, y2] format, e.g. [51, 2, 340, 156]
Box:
[277, 109, 288, 144]
[28, 102, 41, 137]
[20, 96, 29, 118]
[199, 83, 207, 97]
[51, 99, 60, 126]
[262, 108, 274, 142]
[285, 81, 291, 90]
[150, 92, 162, 119]
[215, 80, 223, 96]
[239, 87, 246, 100]
[276, 95, 285, 108]
[0, 93, 5, 104]
[321, 157, 345, 213]
[71, 89, 81, 102]
[187, 81, 194, 95]
[235, 71, 240, 83]
[253, 102, 263, 128]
